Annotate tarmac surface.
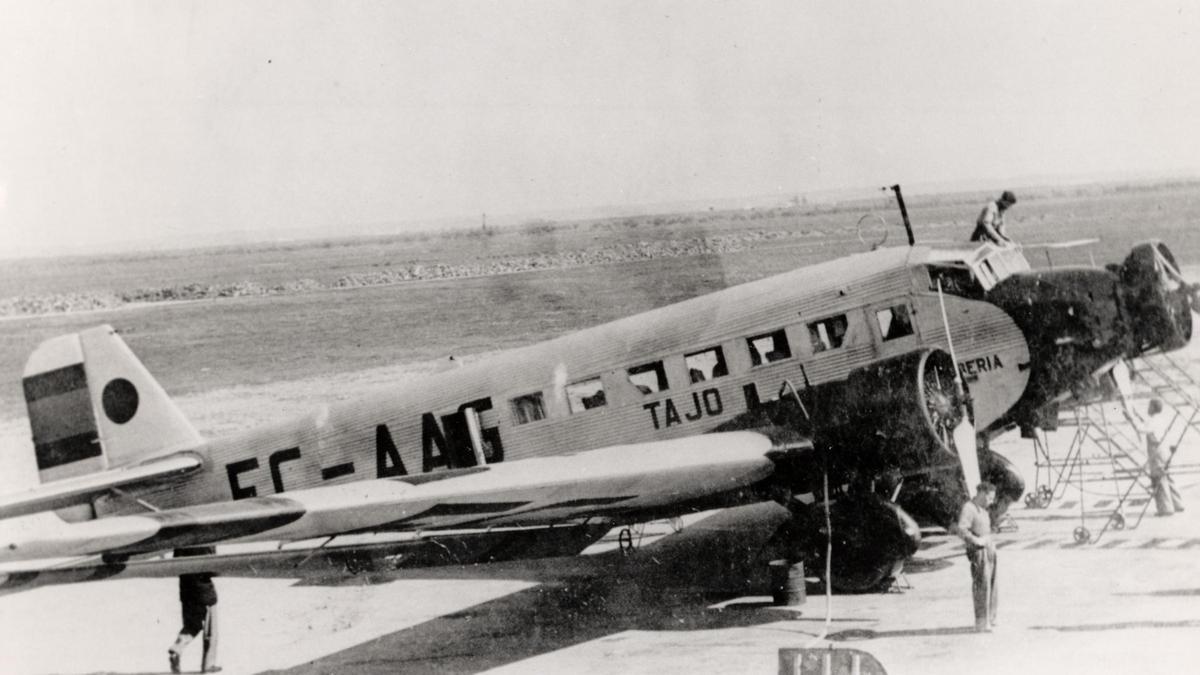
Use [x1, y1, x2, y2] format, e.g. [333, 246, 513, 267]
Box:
[2, 426, 1200, 675]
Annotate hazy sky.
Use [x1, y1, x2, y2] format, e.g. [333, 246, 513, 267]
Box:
[1, 1, 1198, 255]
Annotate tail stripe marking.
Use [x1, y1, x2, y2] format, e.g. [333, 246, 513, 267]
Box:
[22, 364, 88, 403]
[35, 432, 102, 470]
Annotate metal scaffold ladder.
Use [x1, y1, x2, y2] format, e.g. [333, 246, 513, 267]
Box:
[1026, 350, 1200, 543]
[1128, 350, 1200, 478]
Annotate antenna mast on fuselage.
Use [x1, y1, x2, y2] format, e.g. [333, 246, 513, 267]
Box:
[884, 184, 916, 246]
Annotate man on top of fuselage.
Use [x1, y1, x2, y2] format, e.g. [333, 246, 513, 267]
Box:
[971, 190, 1018, 247]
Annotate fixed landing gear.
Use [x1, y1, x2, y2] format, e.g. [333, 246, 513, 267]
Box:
[342, 550, 377, 574]
[781, 494, 921, 593]
[617, 527, 635, 554]
[1073, 526, 1091, 544]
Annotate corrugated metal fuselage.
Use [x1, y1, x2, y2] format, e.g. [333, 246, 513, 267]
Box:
[123, 246, 1031, 514]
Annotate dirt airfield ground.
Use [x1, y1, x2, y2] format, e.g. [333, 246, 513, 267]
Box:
[2, 187, 1200, 674]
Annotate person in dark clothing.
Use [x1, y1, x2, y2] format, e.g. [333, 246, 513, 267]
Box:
[169, 547, 219, 673]
[970, 191, 1018, 246]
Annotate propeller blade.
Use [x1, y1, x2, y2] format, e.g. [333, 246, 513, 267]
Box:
[952, 412, 982, 491]
[936, 279, 982, 492]
[1110, 359, 1147, 433]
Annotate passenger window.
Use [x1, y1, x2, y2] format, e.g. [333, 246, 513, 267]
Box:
[876, 305, 915, 341]
[747, 329, 792, 366]
[510, 392, 547, 425]
[808, 315, 848, 353]
[566, 377, 607, 413]
[685, 347, 728, 384]
[628, 361, 668, 394]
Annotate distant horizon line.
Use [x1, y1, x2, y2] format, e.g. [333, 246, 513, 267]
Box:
[5, 168, 1199, 261]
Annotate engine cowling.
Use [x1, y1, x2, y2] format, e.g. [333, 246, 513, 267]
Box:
[833, 348, 1024, 527]
[1119, 241, 1194, 353]
[981, 447, 1024, 521]
[985, 240, 1195, 436]
[813, 349, 970, 496]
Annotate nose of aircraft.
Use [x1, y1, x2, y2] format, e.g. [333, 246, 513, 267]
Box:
[984, 241, 1194, 429]
[1117, 241, 1194, 351]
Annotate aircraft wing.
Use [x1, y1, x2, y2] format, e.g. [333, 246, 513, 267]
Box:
[0, 453, 202, 520]
[0, 431, 797, 563]
[1022, 238, 1101, 250]
[0, 523, 615, 594]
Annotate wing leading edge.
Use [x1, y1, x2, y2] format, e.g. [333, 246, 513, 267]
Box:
[0, 431, 795, 563]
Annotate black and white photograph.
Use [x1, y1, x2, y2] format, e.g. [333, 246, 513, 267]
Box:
[2, 2, 1199, 673]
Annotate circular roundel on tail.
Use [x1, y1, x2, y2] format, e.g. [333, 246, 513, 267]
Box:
[102, 378, 139, 424]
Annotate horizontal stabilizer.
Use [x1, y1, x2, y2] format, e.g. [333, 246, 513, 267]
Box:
[0, 431, 782, 562]
[0, 454, 201, 520]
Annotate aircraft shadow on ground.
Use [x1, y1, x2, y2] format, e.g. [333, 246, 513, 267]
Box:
[900, 557, 954, 574]
[1115, 587, 1200, 597]
[263, 504, 821, 675]
[828, 626, 979, 641]
[1029, 619, 1200, 632]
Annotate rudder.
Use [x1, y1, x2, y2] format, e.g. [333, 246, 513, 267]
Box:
[23, 325, 202, 484]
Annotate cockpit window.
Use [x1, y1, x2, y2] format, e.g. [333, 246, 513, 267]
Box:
[978, 260, 999, 286]
[986, 247, 1031, 278]
[928, 265, 984, 300]
[926, 246, 1030, 297]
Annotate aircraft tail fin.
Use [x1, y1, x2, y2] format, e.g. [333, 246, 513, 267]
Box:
[22, 325, 202, 485]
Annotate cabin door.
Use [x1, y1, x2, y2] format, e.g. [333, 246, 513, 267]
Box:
[439, 397, 505, 467]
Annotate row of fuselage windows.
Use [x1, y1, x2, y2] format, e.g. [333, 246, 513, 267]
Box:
[509, 303, 916, 425]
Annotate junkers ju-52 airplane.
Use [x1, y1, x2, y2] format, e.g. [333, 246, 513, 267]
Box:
[0, 226, 1194, 593]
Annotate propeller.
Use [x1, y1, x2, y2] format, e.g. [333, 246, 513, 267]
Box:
[1152, 244, 1198, 319]
[1122, 242, 1195, 352]
[935, 280, 983, 492]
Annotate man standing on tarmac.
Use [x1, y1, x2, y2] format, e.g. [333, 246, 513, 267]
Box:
[956, 482, 998, 632]
[168, 547, 220, 673]
[970, 191, 1018, 246]
[1146, 398, 1185, 516]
